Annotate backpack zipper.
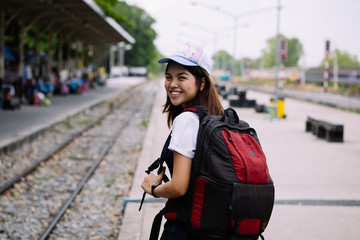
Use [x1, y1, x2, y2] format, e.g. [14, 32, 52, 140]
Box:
[200, 121, 253, 172]
[228, 134, 233, 143]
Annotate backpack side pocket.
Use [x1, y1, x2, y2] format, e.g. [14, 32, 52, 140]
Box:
[231, 181, 275, 236]
[190, 176, 232, 234]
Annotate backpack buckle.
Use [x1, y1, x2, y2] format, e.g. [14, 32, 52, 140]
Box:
[145, 158, 161, 174]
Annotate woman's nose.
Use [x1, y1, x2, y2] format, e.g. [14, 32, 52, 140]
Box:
[169, 79, 178, 88]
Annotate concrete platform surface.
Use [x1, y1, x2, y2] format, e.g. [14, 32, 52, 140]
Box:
[119, 80, 360, 240]
[0, 77, 145, 151]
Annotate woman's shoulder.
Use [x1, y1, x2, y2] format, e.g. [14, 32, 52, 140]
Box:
[174, 111, 199, 122]
[172, 111, 199, 130]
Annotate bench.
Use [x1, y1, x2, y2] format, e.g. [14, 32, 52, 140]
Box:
[227, 88, 257, 108]
[215, 84, 227, 98]
[255, 103, 265, 113]
[306, 116, 344, 142]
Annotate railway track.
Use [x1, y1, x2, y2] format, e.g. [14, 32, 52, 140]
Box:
[0, 79, 157, 239]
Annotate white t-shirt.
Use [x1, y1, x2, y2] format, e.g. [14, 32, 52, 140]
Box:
[168, 112, 199, 159]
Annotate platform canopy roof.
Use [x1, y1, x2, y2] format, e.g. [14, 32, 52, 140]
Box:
[4, 0, 135, 45]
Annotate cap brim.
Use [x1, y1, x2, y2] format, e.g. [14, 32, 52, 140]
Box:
[158, 56, 198, 67]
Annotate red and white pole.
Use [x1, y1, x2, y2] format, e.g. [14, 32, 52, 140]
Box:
[324, 40, 330, 92]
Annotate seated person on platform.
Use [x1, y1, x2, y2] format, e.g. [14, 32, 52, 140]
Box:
[2, 82, 20, 110]
[36, 76, 54, 97]
[68, 74, 83, 94]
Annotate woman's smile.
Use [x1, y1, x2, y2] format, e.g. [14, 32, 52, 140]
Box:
[169, 91, 181, 97]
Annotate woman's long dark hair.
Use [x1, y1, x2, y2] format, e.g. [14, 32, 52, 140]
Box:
[163, 61, 224, 128]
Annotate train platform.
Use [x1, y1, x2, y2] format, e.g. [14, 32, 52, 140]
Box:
[0, 77, 146, 153]
[119, 80, 360, 240]
[1, 77, 360, 239]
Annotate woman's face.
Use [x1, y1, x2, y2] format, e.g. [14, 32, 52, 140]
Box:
[164, 62, 199, 108]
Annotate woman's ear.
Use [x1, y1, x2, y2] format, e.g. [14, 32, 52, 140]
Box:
[200, 78, 205, 91]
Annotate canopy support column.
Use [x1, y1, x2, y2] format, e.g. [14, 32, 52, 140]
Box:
[35, 32, 41, 77]
[58, 39, 64, 72]
[18, 22, 25, 78]
[0, 0, 5, 80]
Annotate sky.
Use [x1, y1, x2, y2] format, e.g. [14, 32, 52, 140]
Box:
[124, 0, 360, 68]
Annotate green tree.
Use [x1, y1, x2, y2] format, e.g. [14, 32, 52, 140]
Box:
[248, 58, 263, 69]
[95, 0, 158, 73]
[94, 0, 123, 21]
[320, 49, 360, 68]
[213, 50, 232, 71]
[148, 48, 164, 75]
[237, 57, 257, 76]
[261, 35, 303, 67]
[120, 4, 157, 67]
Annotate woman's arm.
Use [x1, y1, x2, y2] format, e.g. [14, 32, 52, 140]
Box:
[141, 151, 192, 199]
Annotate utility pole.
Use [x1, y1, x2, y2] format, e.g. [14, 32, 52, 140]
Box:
[333, 48, 338, 90]
[274, 0, 281, 104]
[191, 2, 275, 81]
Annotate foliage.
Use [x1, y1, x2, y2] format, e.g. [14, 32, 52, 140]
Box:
[213, 51, 265, 76]
[213, 50, 232, 71]
[94, 0, 131, 27]
[247, 58, 263, 69]
[95, 0, 158, 72]
[117, 3, 157, 68]
[148, 48, 164, 75]
[320, 49, 360, 68]
[261, 35, 303, 67]
[236, 57, 257, 76]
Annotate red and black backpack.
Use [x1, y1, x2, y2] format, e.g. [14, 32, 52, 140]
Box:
[141, 106, 275, 240]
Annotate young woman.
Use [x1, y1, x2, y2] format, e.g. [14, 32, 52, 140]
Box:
[141, 42, 224, 239]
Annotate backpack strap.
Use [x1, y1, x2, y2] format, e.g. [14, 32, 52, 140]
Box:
[221, 107, 240, 124]
[149, 203, 182, 240]
[183, 105, 208, 122]
[149, 208, 166, 240]
[138, 156, 170, 211]
[139, 134, 172, 211]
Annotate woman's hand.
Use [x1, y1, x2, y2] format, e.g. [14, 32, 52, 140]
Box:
[141, 151, 192, 199]
[141, 166, 166, 195]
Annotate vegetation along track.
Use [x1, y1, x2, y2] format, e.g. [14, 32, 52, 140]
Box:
[0, 79, 158, 239]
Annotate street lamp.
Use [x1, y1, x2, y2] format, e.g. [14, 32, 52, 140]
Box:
[182, 21, 246, 72]
[183, 22, 218, 56]
[191, 1, 276, 80]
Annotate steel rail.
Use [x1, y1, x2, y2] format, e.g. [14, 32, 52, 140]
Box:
[0, 83, 142, 194]
[38, 90, 143, 240]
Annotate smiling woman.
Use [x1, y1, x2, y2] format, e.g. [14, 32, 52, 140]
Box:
[160, 42, 223, 127]
[141, 42, 223, 239]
